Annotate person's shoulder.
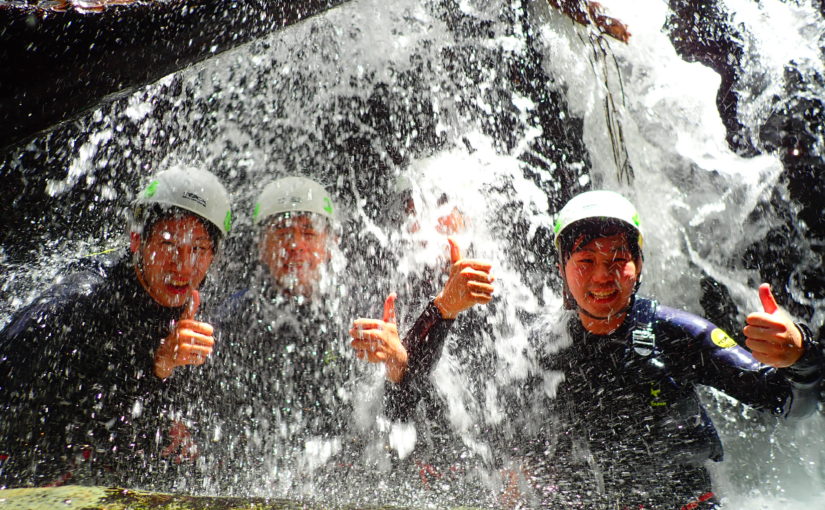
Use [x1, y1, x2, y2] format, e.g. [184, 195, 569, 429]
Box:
[209, 288, 253, 328]
[0, 252, 126, 342]
[57, 251, 126, 292]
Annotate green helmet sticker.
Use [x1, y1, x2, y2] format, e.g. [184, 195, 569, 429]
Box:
[553, 219, 562, 234]
[224, 210, 232, 233]
[252, 203, 260, 221]
[632, 212, 641, 226]
[323, 197, 333, 215]
[144, 180, 159, 198]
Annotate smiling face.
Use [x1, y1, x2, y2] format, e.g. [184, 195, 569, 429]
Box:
[259, 214, 331, 298]
[563, 232, 642, 334]
[131, 214, 215, 308]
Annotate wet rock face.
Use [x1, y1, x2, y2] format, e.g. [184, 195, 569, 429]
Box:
[3, 0, 146, 13]
[665, 0, 753, 156]
[0, 0, 351, 151]
[0, 485, 438, 509]
[666, 0, 825, 336]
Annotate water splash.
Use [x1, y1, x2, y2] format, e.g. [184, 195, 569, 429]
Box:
[1, 0, 824, 507]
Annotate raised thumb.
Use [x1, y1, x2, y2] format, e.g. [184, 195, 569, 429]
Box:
[447, 236, 461, 265]
[758, 283, 778, 314]
[182, 289, 200, 320]
[383, 293, 397, 324]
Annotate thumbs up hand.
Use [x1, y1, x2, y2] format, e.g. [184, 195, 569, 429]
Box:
[350, 293, 408, 383]
[154, 289, 216, 379]
[743, 283, 804, 368]
[432, 237, 495, 320]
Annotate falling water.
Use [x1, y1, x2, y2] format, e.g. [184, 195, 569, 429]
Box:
[1, 0, 824, 507]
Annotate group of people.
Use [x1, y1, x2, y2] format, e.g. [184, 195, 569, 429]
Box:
[0, 167, 492, 490]
[0, 166, 822, 508]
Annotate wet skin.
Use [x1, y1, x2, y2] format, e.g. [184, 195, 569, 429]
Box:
[405, 203, 466, 236]
[563, 233, 641, 335]
[259, 214, 330, 298]
[130, 215, 215, 308]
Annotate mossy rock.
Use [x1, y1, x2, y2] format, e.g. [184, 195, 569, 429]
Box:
[0, 485, 474, 510]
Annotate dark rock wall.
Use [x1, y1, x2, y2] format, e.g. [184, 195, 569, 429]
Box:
[0, 0, 350, 150]
[666, 0, 825, 340]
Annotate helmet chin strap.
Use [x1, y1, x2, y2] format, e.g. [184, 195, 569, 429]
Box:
[576, 301, 633, 320]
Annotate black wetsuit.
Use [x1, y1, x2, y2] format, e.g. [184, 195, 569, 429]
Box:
[0, 252, 194, 488]
[211, 287, 354, 424]
[503, 296, 823, 508]
[192, 277, 459, 495]
[385, 300, 455, 423]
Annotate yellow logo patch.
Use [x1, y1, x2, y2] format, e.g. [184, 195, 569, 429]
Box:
[649, 383, 667, 407]
[711, 328, 737, 349]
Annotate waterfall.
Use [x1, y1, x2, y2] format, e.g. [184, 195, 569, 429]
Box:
[1, 0, 823, 507]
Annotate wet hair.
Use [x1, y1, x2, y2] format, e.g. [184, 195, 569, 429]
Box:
[138, 205, 221, 251]
[557, 217, 641, 264]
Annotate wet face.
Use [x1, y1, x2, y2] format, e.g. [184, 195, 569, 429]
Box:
[131, 215, 215, 308]
[259, 214, 330, 298]
[563, 233, 641, 333]
[403, 197, 466, 237]
[435, 206, 466, 235]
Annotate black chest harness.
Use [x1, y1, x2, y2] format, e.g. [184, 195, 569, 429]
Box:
[629, 296, 658, 357]
[621, 297, 724, 464]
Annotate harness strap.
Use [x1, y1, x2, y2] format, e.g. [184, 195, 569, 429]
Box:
[630, 297, 658, 357]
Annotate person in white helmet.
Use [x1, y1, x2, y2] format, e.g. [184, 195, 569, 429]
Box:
[253, 176, 339, 300]
[349, 172, 495, 392]
[196, 175, 493, 494]
[0, 166, 231, 488]
[196, 176, 355, 494]
[488, 190, 823, 508]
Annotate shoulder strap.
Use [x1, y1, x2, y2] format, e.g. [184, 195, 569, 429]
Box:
[629, 297, 658, 357]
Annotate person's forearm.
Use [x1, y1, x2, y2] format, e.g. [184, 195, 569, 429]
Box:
[778, 323, 823, 418]
[782, 323, 823, 380]
[383, 299, 455, 420]
[401, 299, 455, 382]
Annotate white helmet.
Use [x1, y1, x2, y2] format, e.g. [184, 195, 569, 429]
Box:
[133, 166, 232, 237]
[553, 190, 643, 254]
[253, 176, 335, 225]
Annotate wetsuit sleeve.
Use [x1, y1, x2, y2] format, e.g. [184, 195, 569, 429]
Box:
[782, 323, 823, 380]
[777, 323, 825, 416]
[658, 306, 823, 418]
[384, 300, 455, 421]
